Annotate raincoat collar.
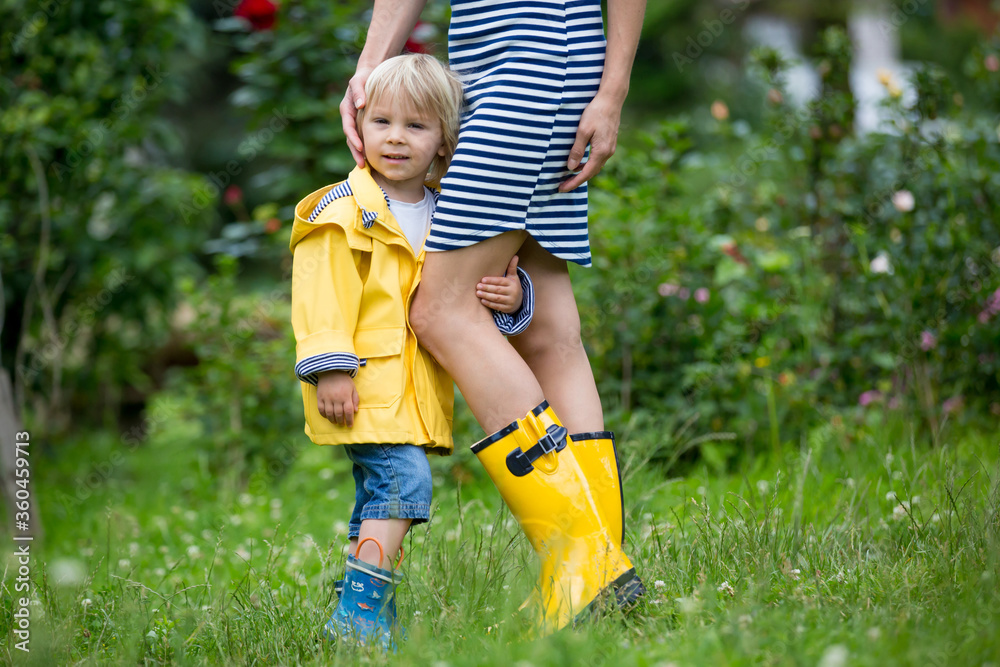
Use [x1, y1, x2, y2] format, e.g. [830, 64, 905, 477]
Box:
[349, 165, 436, 253]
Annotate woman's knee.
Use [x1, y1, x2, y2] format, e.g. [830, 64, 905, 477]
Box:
[409, 285, 453, 346]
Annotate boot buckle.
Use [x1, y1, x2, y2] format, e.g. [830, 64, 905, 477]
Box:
[506, 425, 568, 477]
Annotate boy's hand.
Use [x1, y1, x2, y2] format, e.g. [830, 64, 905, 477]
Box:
[477, 255, 523, 314]
[316, 371, 360, 427]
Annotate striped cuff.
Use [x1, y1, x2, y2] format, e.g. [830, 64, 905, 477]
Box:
[492, 266, 534, 336]
[294, 352, 360, 385]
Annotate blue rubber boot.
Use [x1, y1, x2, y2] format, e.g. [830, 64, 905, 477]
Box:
[323, 538, 403, 651]
[333, 578, 407, 640]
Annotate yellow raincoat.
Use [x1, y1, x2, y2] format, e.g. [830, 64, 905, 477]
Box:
[289, 166, 455, 454]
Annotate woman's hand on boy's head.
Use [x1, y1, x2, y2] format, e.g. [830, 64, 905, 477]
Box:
[316, 371, 360, 427]
[340, 67, 373, 168]
[476, 255, 523, 314]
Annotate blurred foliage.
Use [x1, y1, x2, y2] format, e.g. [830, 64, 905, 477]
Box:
[578, 26, 1000, 459]
[0, 0, 216, 428]
[217, 0, 375, 205]
[165, 256, 301, 488]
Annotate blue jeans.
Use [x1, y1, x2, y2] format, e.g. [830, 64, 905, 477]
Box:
[342, 444, 433, 539]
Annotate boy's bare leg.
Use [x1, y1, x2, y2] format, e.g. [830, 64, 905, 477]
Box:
[356, 519, 411, 569]
[410, 231, 545, 434]
[508, 236, 605, 433]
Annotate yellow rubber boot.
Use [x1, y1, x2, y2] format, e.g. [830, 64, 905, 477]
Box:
[565, 431, 624, 547]
[531, 407, 645, 608]
[472, 402, 642, 635]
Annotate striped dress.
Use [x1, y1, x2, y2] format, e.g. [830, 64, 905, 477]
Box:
[425, 0, 607, 267]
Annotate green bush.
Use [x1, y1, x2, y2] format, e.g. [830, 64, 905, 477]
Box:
[1, 0, 217, 428]
[581, 28, 1000, 459]
[162, 256, 302, 490]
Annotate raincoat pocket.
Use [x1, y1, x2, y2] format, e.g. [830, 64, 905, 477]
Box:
[354, 326, 405, 409]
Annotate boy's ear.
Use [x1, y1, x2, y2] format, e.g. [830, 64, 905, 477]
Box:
[437, 143, 446, 157]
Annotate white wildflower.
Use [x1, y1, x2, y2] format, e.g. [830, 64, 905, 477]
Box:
[717, 581, 735, 597]
[870, 252, 893, 274]
[891, 190, 915, 212]
[818, 644, 849, 667]
[654, 580, 666, 590]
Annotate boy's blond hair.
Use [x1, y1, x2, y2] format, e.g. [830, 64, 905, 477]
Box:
[357, 54, 464, 187]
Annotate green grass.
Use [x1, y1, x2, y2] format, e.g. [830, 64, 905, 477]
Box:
[3, 411, 999, 666]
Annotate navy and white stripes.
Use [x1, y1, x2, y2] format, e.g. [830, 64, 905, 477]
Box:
[308, 182, 353, 222]
[426, 0, 607, 267]
[492, 265, 535, 336]
[295, 352, 362, 385]
[308, 181, 389, 229]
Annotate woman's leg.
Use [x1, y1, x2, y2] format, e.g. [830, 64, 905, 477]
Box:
[410, 231, 544, 434]
[508, 236, 605, 433]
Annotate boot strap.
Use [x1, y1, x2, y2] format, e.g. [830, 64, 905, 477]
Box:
[506, 424, 568, 477]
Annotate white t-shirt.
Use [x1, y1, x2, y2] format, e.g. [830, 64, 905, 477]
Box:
[388, 187, 434, 254]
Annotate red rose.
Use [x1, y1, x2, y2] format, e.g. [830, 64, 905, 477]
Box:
[224, 185, 243, 206]
[234, 0, 277, 32]
[404, 21, 436, 54]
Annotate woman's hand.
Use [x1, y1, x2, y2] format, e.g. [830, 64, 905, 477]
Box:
[340, 66, 373, 169]
[559, 92, 622, 192]
[316, 370, 360, 427]
[560, 0, 645, 192]
[477, 255, 523, 313]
